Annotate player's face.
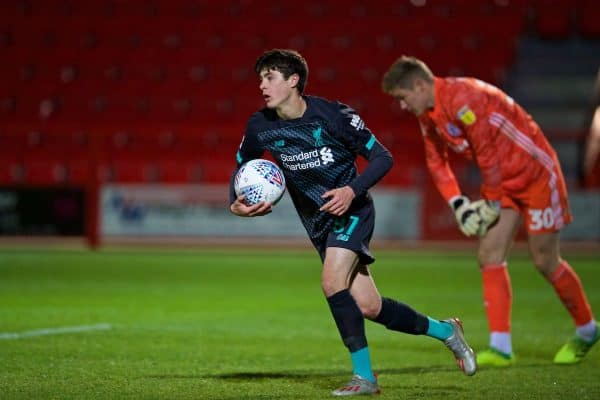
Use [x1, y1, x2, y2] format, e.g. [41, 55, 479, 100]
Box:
[389, 81, 431, 116]
[258, 69, 297, 109]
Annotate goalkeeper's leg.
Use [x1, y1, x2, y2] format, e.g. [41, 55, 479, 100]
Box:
[476, 208, 521, 365]
[528, 232, 598, 364]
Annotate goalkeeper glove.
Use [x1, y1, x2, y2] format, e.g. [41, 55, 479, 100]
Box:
[449, 195, 481, 237]
[471, 199, 500, 237]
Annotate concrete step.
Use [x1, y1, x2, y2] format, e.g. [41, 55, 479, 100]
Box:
[510, 37, 600, 76]
[527, 106, 588, 131]
[508, 75, 596, 107]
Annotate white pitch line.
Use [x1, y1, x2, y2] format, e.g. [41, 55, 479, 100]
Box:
[0, 323, 112, 340]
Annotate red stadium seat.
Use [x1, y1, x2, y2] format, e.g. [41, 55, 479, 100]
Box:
[0, 157, 25, 185]
[23, 156, 69, 186]
[156, 159, 205, 183]
[66, 159, 91, 185]
[533, 0, 574, 39]
[578, 0, 600, 38]
[110, 160, 159, 183]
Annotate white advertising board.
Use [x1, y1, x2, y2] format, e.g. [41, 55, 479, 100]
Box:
[100, 184, 421, 239]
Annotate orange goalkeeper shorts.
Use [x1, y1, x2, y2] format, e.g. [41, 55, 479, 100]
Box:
[501, 161, 572, 234]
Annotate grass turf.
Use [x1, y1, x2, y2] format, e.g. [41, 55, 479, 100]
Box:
[0, 248, 598, 399]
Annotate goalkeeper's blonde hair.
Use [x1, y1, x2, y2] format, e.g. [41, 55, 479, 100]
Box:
[381, 56, 434, 93]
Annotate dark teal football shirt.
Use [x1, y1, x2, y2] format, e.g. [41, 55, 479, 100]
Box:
[230, 95, 393, 239]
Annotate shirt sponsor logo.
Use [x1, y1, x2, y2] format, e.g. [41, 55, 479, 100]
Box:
[274, 139, 285, 147]
[280, 150, 319, 163]
[457, 105, 477, 125]
[320, 147, 334, 164]
[279, 147, 335, 170]
[446, 123, 462, 137]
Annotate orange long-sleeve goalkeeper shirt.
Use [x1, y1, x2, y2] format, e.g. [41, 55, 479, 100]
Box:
[419, 77, 560, 203]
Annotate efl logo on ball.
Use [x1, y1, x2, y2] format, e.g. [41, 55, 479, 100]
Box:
[234, 159, 286, 206]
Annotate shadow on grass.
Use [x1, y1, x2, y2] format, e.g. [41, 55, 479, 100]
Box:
[142, 365, 550, 400]
[207, 366, 457, 380]
[144, 361, 548, 381]
[144, 365, 456, 380]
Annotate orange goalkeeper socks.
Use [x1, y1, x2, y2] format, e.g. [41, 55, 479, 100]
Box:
[548, 260, 594, 326]
[481, 263, 512, 333]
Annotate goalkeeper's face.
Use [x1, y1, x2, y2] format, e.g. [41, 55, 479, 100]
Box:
[388, 80, 432, 117]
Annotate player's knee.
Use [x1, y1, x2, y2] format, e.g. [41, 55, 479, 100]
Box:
[477, 247, 504, 266]
[528, 232, 560, 278]
[356, 300, 381, 320]
[321, 277, 345, 297]
[532, 255, 559, 279]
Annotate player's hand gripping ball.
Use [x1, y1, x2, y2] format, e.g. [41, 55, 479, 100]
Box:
[234, 159, 286, 206]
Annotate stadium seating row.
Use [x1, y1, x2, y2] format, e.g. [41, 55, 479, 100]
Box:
[0, 156, 431, 187]
[2, 0, 597, 38]
[0, 119, 421, 154]
[0, 117, 428, 186]
[2, 0, 582, 187]
[1, 0, 596, 20]
[0, 53, 503, 84]
[0, 47, 514, 125]
[0, 155, 427, 187]
[0, 156, 232, 185]
[0, 0, 531, 19]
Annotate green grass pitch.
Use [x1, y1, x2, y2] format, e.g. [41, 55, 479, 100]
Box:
[0, 247, 599, 399]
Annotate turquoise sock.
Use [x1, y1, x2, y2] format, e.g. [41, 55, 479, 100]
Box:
[426, 317, 453, 340]
[350, 347, 376, 383]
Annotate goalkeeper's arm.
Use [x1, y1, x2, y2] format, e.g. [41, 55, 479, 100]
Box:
[449, 195, 481, 237]
[471, 199, 500, 236]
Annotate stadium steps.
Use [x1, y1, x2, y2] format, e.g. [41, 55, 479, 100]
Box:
[505, 36, 600, 133]
[504, 36, 600, 185]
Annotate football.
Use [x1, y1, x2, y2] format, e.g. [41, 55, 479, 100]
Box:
[234, 159, 286, 206]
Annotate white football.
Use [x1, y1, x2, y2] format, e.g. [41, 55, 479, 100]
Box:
[234, 159, 286, 206]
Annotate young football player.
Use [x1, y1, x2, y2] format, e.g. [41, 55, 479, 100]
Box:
[381, 56, 599, 367]
[229, 49, 477, 396]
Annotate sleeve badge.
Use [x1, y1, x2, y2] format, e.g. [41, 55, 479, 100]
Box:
[446, 122, 463, 137]
[457, 105, 477, 125]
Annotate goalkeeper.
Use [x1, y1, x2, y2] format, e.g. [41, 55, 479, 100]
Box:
[381, 56, 598, 367]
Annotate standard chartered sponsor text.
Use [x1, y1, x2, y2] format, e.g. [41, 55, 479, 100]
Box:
[280, 149, 321, 170]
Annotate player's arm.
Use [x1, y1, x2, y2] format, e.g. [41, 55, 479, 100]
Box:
[423, 127, 481, 236]
[452, 94, 502, 234]
[228, 121, 272, 217]
[583, 105, 600, 179]
[423, 124, 462, 202]
[230, 197, 272, 217]
[461, 119, 502, 202]
[320, 106, 393, 216]
[346, 138, 394, 199]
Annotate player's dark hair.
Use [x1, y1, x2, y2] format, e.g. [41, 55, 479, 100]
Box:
[255, 49, 309, 94]
[381, 55, 434, 93]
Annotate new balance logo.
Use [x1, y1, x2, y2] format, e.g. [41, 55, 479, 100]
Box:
[336, 233, 350, 242]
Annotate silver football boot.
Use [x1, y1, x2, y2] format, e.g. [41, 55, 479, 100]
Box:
[442, 318, 477, 376]
[331, 374, 381, 396]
